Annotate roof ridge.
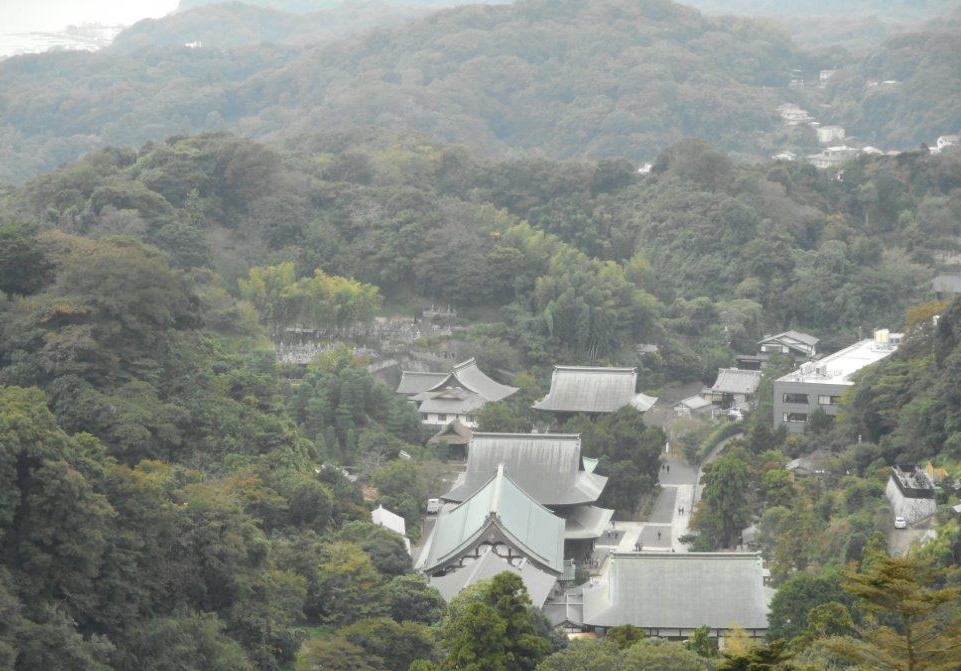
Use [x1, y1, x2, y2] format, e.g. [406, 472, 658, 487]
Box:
[613, 551, 762, 559]
[451, 357, 477, 371]
[554, 365, 636, 373]
[490, 463, 506, 514]
[471, 432, 581, 440]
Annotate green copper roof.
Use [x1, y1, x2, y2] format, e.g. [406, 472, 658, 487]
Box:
[418, 464, 565, 574]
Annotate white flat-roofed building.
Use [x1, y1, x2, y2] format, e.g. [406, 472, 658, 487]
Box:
[773, 331, 901, 433]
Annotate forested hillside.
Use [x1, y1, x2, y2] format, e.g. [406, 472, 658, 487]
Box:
[6, 131, 954, 357]
[3, 0, 959, 186]
[0, 0, 810, 184]
[109, 1, 429, 53]
[824, 9, 961, 147]
[689, 0, 960, 50]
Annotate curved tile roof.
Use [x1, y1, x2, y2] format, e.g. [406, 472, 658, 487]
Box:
[443, 432, 607, 506]
[397, 371, 448, 395]
[710, 368, 762, 395]
[582, 552, 771, 630]
[418, 465, 565, 574]
[534, 366, 655, 413]
[427, 358, 518, 402]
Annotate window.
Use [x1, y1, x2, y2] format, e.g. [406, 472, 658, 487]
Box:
[818, 395, 841, 406]
[783, 393, 809, 404]
[465, 415, 475, 424]
[438, 413, 448, 422]
[420, 413, 428, 420]
[783, 412, 807, 423]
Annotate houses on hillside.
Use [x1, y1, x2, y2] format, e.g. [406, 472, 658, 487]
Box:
[817, 125, 845, 144]
[703, 368, 762, 411]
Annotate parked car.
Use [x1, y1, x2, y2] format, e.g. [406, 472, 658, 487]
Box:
[426, 498, 441, 515]
[894, 516, 907, 529]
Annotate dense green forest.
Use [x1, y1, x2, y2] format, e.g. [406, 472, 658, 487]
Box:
[5, 130, 955, 365]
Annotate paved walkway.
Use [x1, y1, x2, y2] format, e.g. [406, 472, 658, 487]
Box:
[648, 456, 698, 551]
[589, 436, 743, 575]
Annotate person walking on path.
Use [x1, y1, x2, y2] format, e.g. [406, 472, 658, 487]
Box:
[657, 530, 662, 541]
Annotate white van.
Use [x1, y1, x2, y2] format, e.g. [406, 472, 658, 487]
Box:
[426, 498, 441, 515]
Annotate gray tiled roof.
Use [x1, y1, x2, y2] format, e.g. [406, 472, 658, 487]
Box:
[397, 358, 518, 402]
[397, 371, 447, 395]
[760, 330, 819, 348]
[417, 464, 565, 574]
[561, 505, 615, 540]
[443, 433, 608, 506]
[674, 395, 711, 411]
[413, 389, 486, 415]
[429, 548, 558, 606]
[428, 419, 473, 445]
[582, 552, 771, 630]
[434, 358, 518, 401]
[533, 366, 656, 413]
[933, 274, 961, 294]
[710, 368, 762, 395]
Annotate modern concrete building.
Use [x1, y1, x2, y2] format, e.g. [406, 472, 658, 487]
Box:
[773, 332, 900, 433]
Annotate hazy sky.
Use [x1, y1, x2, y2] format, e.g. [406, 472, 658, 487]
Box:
[3, 0, 179, 33]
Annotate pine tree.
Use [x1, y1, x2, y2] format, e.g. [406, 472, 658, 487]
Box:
[826, 555, 961, 671]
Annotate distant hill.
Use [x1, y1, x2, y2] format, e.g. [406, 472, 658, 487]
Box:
[3, 0, 960, 186]
[0, 0, 811, 184]
[823, 12, 961, 147]
[687, 0, 958, 19]
[686, 0, 959, 51]
[111, 1, 429, 52]
[177, 0, 505, 11]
